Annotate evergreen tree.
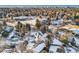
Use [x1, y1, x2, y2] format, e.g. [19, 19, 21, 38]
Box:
[35, 19, 41, 30]
[47, 17, 51, 25]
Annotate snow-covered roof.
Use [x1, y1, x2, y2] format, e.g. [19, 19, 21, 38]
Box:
[30, 31, 48, 43]
[31, 31, 43, 37]
[4, 26, 13, 32]
[74, 37, 79, 46]
[51, 21, 60, 25]
[28, 37, 35, 43]
[19, 19, 36, 25]
[64, 47, 76, 53]
[49, 45, 60, 53]
[6, 39, 22, 45]
[42, 33, 48, 38]
[49, 45, 76, 53]
[33, 43, 45, 53]
[2, 49, 13, 53]
[52, 38, 63, 46]
[73, 30, 79, 34]
[7, 30, 15, 39]
[6, 30, 21, 45]
[13, 16, 34, 20]
[58, 31, 64, 35]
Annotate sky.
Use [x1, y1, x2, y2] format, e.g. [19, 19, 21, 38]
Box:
[0, 5, 79, 8]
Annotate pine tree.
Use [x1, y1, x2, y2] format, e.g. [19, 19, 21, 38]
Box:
[16, 21, 22, 32]
[47, 17, 51, 25]
[35, 19, 41, 30]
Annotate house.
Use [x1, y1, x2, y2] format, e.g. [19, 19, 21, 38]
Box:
[49, 45, 63, 53]
[74, 36, 79, 48]
[3, 26, 14, 33]
[29, 31, 48, 43]
[13, 16, 34, 21]
[2, 49, 13, 53]
[23, 31, 43, 43]
[49, 45, 76, 53]
[51, 19, 63, 26]
[32, 43, 45, 53]
[49, 37, 64, 53]
[41, 20, 49, 25]
[52, 38, 63, 46]
[2, 26, 14, 37]
[73, 30, 79, 34]
[64, 46, 76, 53]
[13, 16, 36, 26]
[6, 30, 21, 45]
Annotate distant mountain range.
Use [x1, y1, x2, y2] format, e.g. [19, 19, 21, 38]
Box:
[0, 5, 79, 8]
